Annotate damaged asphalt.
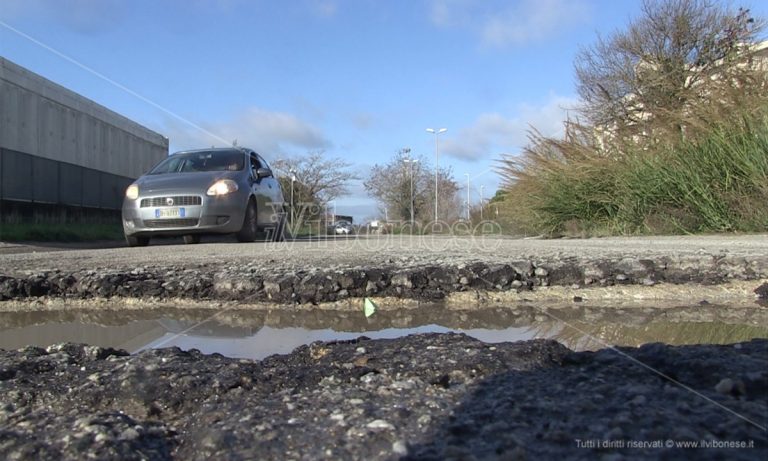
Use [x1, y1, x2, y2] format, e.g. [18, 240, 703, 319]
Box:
[1, 235, 767, 459]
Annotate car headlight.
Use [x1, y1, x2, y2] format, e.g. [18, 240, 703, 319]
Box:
[207, 179, 239, 196]
[126, 184, 139, 200]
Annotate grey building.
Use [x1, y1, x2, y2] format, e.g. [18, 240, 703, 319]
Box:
[0, 57, 168, 223]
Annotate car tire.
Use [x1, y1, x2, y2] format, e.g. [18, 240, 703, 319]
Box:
[183, 234, 201, 244]
[126, 235, 149, 247]
[236, 200, 258, 242]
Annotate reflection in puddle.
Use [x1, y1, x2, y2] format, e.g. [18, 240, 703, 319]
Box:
[143, 325, 472, 360]
[0, 304, 766, 359]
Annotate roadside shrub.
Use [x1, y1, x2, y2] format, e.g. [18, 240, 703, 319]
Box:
[497, 112, 768, 235]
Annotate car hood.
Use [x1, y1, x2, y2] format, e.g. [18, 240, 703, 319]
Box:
[135, 172, 239, 194]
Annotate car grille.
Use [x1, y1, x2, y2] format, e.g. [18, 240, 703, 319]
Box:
[143, 219, 199, 228]
[140, 196, 202, 208]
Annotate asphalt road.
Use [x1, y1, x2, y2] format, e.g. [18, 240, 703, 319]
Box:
[1, 234, 766, 277]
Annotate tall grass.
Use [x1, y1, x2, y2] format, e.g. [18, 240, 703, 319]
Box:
[498, 113, 768, 235]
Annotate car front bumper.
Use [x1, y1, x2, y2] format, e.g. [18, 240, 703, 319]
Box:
[122, 192, 247, 237]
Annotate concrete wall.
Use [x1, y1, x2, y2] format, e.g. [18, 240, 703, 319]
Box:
[0, 57, 168, 217]
[0, 57, 168, 178]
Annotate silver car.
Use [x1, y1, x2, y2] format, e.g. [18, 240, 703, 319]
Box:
[334, 222, 353, 235]
[122, 147, 287, 247]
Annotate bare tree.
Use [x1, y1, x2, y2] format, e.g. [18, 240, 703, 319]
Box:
[575, 0, 766, 143]
[364, 150, 460, 223]
[272, 151, 359, 226]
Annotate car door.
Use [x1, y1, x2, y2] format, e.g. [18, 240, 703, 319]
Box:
[248, 153, 273, 226]
[256, 154, 285, 224]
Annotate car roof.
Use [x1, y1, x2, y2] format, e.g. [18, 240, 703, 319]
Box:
[173, 147, 256, 156]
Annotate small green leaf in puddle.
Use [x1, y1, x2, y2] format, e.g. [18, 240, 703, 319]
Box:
[364, 298, 377, 318]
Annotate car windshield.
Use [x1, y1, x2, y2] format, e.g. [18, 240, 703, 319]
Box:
[148, 151, 245, 174]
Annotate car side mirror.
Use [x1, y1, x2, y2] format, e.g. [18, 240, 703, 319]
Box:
[255, 167, 272, 179]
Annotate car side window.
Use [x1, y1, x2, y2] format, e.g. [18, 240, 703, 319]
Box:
[257, 155, 271, 171]
[250, 155, 262, 176]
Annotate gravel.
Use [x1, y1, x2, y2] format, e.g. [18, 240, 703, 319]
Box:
[0, 335, 765, 460]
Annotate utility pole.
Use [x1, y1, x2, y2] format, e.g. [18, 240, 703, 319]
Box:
[479, 185, 484, 221]
[289, 168, 296, 227]
[465, 173, 470, 221]
[426, 128, 447, 221]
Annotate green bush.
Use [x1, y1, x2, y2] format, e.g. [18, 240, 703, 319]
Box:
[500, 113, 768, 235]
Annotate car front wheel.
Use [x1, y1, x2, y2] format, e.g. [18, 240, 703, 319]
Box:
[183, 234, 201, 244]
[126, 235, 149, 247]
[236, 200, 258, 242]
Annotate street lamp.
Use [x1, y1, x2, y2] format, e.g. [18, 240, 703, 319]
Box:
[403, 157, 419, 224]
[479, 185, 485, 221]
[289, 168, 296, 227]
[325, 200, 337, 232]
[426, 128, 447, 221]
[465, 173, 470, 221]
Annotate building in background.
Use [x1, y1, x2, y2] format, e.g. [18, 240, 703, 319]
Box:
[0, 57, 168, 224]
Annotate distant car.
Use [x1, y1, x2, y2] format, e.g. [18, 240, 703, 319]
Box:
[334, 222, 353, 235]
[122, 147, 288, 247]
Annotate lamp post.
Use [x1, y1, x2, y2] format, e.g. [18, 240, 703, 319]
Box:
[403, 156, 418, 224]
[479, 185, 485, 221]
[465, 173, 470, 221]
[426, 127, 447, 221]
[289, 168, 296, 227]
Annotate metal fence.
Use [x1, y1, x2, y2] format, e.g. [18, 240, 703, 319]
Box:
[0, 147, 134, 212]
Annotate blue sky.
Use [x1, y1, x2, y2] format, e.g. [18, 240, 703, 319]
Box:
[2, 0, 766, 221]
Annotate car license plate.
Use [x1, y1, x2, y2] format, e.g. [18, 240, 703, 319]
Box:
[155, 207, 185, 218]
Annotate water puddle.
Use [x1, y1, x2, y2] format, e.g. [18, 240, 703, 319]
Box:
[1, 304, 766, 359]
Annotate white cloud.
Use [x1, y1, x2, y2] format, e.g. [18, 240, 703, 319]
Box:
[429, 0, 464, 27]
[441, 93, 579, 161]
[428, 0, 591, 47]
[350, 112, 376, 130]
[310, 0, 339, 18]
[163, 107, 331, 156]
[0, 0, 126, 34]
